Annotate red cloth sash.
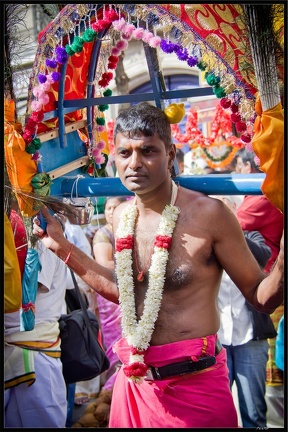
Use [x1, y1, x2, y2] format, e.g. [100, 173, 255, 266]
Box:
[109, 336, 238, 428]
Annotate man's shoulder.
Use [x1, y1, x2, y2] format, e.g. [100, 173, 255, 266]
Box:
[179, 187, 223, 217]
[181, 186, 221, 205]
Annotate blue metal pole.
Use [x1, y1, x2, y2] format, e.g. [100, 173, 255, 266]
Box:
[60, 174, 264, 197]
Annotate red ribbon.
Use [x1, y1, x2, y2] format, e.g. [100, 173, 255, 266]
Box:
[22, 301, 35, 312]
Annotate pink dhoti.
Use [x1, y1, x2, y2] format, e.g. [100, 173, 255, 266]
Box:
[109, 335, 238, 428]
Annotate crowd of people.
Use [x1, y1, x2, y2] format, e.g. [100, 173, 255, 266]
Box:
[4, 103, 284, 428]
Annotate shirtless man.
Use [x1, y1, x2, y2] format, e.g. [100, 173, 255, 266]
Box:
[33, 102, 284, 428]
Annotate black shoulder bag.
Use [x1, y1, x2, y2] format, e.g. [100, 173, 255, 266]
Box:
[59, 269, 110, 384]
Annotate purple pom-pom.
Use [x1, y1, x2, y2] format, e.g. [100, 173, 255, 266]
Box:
[187, 56, 198, 67]
[45, 58, 58, 69]
[55, 46, 68, 64]
[175, 47, 188, 61]
[38, 73, 47, 84]
[160, 39, 176, 54]
[51, 72, 61, 82]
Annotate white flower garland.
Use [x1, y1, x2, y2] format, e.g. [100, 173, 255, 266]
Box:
[115, 181, 180, 382]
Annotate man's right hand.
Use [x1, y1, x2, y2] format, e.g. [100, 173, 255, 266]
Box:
[33, 206, 65, 252]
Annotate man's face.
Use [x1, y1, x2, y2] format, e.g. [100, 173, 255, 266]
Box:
[114, 132, 175, 194]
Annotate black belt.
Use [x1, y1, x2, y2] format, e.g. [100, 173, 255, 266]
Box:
[145, 339, 222, 381]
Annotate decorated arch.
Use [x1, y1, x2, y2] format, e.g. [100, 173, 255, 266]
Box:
[4, 3, 284, 218]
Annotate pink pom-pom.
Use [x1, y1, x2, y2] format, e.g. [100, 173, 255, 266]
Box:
[97, 125, 105, 132]
[92, 148, 101, 157]
[245, 141, 253, 152]
[148, 36, 161, 48]
[37, 88, 47, 98]
[142, 30, 153, 43]
[95, 154, 105, 165]
[122, 24, 135, 36]
[111, 47, 120, 55]
[97, 140, 106, 150]
[32, 86, 42, 97]
[31, 100, 43, 112]
[46, 74, 54, 83]
[116, 39, 128, 51]
[38, 93, 49, 105]
[40, 81, 51, 91]
[132, 27, 144, 40]
[112, 18, 126, 31]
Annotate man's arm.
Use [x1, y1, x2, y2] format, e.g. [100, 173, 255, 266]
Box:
[33, 207, 119, 304]
[210, 198, 284, 314]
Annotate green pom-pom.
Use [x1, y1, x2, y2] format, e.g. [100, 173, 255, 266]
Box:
[103, 88, 112, 97]
[73, 36, 84, 47]
[33, 137, 42, 150]
[82, 28, 97, 42]
[205, 73, 220, 86]
[96, 117, 105, 125]
[25, 145, 35, 154]
[71, 43, 83, 53]
[65, 45, 75, 56]
[197, 60, 208, 71]
[25, 137, 42, 154]
[213, 85, 226, 98]
[98, 104, 109, 112]
[71, 36, 84, 53]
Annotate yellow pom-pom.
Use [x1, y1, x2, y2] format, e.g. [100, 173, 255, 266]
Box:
[164, 103, 186, 124]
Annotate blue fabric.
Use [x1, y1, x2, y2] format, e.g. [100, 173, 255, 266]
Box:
[275, 315, 284, 371]
[223, 339, 269, 428]
[20, 248, 41, 331]
[66, 383, 76, 427]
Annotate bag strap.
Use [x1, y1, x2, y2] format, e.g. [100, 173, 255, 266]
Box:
[69, 268, 93, 330]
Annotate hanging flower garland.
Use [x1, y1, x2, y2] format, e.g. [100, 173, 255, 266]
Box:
[202, 145, 240, 169]
[115, 182, 180, 383]
[170, 104, 244, 169]
[171, 105, 244, 148]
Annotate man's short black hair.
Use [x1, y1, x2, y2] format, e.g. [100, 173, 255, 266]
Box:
[114, 102, 172, 150]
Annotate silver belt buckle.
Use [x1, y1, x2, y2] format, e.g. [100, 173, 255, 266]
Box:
[145, 368, 154, 381]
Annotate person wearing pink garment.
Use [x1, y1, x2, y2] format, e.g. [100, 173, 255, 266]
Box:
[93, 196, 128, 390]
[32, 103, 284, 428]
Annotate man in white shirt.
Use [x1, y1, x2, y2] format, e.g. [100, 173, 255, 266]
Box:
[217, 196, 276, 428]
[5, 241, 68, 427]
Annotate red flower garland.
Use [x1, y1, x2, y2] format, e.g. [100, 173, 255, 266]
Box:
[123, 361, 148, 379]
[115, 235, 134, 252]
[154, 235, 172, 249]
